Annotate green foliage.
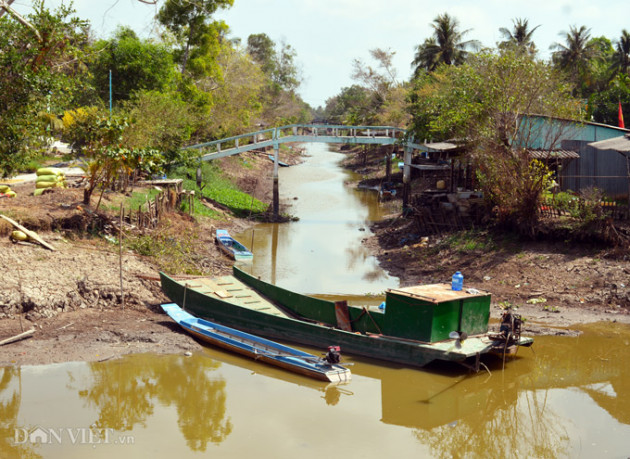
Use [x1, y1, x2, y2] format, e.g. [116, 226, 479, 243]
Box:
[158, 0, 233, 77]
[412, 13, 480, 74]
[173, 163, 267, 218]
[121, 90, 196, 158]
[89, 27, 176, 104]
[0, 1, 88, 177]
[126, 230, 205, 275]
[62, 108, 166, 205]
[440, 229, 498, 253]
[408, 50, 583, 236]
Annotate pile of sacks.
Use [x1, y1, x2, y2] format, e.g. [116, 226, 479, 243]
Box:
[34, 167, 66, 196]
[0, 184, 16, 198]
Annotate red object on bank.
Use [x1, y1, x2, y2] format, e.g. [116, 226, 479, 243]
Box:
[619, 101, 625, 129]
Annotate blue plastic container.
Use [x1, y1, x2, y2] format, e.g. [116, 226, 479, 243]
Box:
[451, 271, 464, 291]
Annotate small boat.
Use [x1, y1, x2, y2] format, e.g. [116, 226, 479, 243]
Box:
[160, 267, 533, 371]
[161, 303, 351, 382]
[268, 155, 290, 167]
[215, 229, 253, 261]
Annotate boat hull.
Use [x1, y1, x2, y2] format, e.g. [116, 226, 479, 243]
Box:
[161, 303, 349, 382]
[159, 272, 530, 369]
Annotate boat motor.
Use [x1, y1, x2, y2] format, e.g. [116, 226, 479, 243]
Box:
[499, 310, 523, 343]
[324, 346, 341, 364]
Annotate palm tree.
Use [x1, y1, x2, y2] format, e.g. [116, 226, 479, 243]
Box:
[551, 26, 598, 75]
[550, 25, 600, 94]
[412, 13, 480, 73]
[498, 18, 540, 56]
[611, 29, 630, 76]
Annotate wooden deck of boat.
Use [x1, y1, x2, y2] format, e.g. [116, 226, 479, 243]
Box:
[180, 275, 290, 318]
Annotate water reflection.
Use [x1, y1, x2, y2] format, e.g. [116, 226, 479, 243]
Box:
[74, 354, 232, 451]
[2, 325, 630, 457]
[0, 367, 41, 459]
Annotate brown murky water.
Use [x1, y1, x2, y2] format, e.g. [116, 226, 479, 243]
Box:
[2, 323, 630, 458]
[2, 144, 629, 457]
[236, 143, 399, 295]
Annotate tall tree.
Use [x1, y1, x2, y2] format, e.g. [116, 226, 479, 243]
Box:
[0, 1, 88, 176]
[611, 29, 630, 77]
[157, 0, 233, 76]
[551, 25, 599, 93]
[412, 13, 479, 74]
[498, 18, 540, 56]
[89, 27, 175, 104]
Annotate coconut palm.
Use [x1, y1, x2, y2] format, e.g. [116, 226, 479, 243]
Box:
[550, 25, 600, 93]
[611, 29, 630, 76]
[551, 26, 599, 74]
[498, 18, 540, 56]
[412, 13, 480, 73]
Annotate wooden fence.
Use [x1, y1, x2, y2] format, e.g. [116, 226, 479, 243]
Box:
[122, 179, 194, 230]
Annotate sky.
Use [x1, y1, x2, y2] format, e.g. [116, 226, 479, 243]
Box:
[10, 0, 630, 107]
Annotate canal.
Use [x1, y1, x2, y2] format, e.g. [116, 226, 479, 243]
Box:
[1, 144, 630, 458]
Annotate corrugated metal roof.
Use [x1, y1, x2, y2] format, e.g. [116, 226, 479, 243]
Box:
[528, 149, 579, 159]
[588, 134, 630, 153]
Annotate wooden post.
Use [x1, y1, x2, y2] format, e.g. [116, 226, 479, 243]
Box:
[273, 144, 280, 220]
[402, 147, 412, 210]
[119, 206, 125, 310]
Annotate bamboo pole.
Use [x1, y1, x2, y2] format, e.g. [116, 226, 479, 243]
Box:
[0, 329, 35, 346]
[119, 206, 125, 310]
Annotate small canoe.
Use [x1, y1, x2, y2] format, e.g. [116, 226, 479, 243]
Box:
[268, 155, 290, 167]
[215, 229, 253, 261]
[161, 303, 351, 383]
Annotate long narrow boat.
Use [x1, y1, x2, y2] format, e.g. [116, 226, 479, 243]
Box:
[161, 303, 351, 382]
[160, 267, 533, 371]
[215, 229, 253, 261]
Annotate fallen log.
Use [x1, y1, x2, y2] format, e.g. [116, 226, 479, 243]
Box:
[0, 214, 55, 251]
[0, 329, 35, 346]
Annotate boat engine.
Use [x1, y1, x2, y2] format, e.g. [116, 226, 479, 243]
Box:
[499, 310, 523, 343]
[324, 346, 341, 364]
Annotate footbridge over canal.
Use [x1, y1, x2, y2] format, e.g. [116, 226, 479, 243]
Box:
[183, 124, 428, 218]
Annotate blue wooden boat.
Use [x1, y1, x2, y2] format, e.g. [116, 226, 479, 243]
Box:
[268, 155, 290, 167]
[215, 229, 253, 261]
[161, 303, 351, 383]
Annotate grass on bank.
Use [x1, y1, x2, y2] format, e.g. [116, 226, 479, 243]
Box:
[173, 162, 268, 218]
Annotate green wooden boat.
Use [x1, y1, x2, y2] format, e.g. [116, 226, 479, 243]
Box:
[159, 267, 533, 370]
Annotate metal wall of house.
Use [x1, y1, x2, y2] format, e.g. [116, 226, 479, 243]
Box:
[561, 140, 628, 199]
[524, 116, 627, 149]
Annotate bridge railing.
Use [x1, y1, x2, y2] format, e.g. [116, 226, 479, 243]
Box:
[183, 124, 420, 162]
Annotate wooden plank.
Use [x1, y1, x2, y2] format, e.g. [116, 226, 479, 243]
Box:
[214, 290, 232, 298]
[0, 214, 55, 251]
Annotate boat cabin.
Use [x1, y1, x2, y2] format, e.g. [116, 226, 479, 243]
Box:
[380, 284, 490, 342]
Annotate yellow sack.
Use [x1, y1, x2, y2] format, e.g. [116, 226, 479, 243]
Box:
[36, 167, 61, 176]
[33, 188, 47, 196]
[36, 181, 58, 189]
[0, 185, 10, 193]
[11, 230, 28, 241]
[36, 174, 62, 182]
[4, 190, 16, 198]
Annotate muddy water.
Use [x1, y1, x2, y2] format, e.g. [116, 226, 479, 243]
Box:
[235, 143, 399, 296]
[2, 323, 630, 458]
